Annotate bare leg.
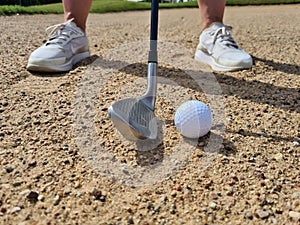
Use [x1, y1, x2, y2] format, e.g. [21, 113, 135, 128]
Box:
[63, 0, 92, 32]
[197, 0, 226, 31]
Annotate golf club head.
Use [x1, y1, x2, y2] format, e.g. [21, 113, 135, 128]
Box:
[108, 98, 158, 141]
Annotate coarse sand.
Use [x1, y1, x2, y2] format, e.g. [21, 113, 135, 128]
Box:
[0, 4, 299, 225]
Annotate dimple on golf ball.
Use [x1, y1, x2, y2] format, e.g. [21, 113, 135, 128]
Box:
[174, 100, 212, 138]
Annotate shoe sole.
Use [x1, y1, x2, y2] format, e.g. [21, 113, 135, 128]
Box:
[195, 50, 252, 72]
[27, 51, 90, 73]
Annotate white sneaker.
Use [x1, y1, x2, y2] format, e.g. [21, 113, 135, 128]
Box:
[195, 22, 252, 72]
[27, 19, 90, 72]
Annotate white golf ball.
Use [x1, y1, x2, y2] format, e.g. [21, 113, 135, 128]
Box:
[174, 100, 212, 138]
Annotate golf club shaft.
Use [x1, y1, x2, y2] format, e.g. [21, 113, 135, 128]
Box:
[143, 0, 159, 110]
[149, 0, 159, 63]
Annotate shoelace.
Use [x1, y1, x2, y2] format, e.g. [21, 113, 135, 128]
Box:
[212, 26, 238, 49]
[45, 19, 80, 46]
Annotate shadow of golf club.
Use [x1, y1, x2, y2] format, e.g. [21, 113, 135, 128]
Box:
[118, 62, 299, 113]
[253, 56, 300, 76]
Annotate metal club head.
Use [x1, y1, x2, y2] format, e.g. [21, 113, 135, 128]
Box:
[108, 63, 158, 141]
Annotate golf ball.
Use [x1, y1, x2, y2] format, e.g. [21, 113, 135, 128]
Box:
[174, 100, 212, 138]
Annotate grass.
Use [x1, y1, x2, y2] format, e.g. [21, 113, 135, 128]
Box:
[0, 0, 299, 16]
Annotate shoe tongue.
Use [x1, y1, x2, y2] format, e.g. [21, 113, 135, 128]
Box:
[65, 20, 84, 33]
[64, 19, 76, 28]
[209, 22, 225, 31]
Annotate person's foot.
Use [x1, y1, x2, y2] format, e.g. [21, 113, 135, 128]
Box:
[27, 19, 90, 72]
[195, 22, 252, 72]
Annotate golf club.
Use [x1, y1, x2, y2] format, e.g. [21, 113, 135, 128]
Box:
[108, 0, 159, 141]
